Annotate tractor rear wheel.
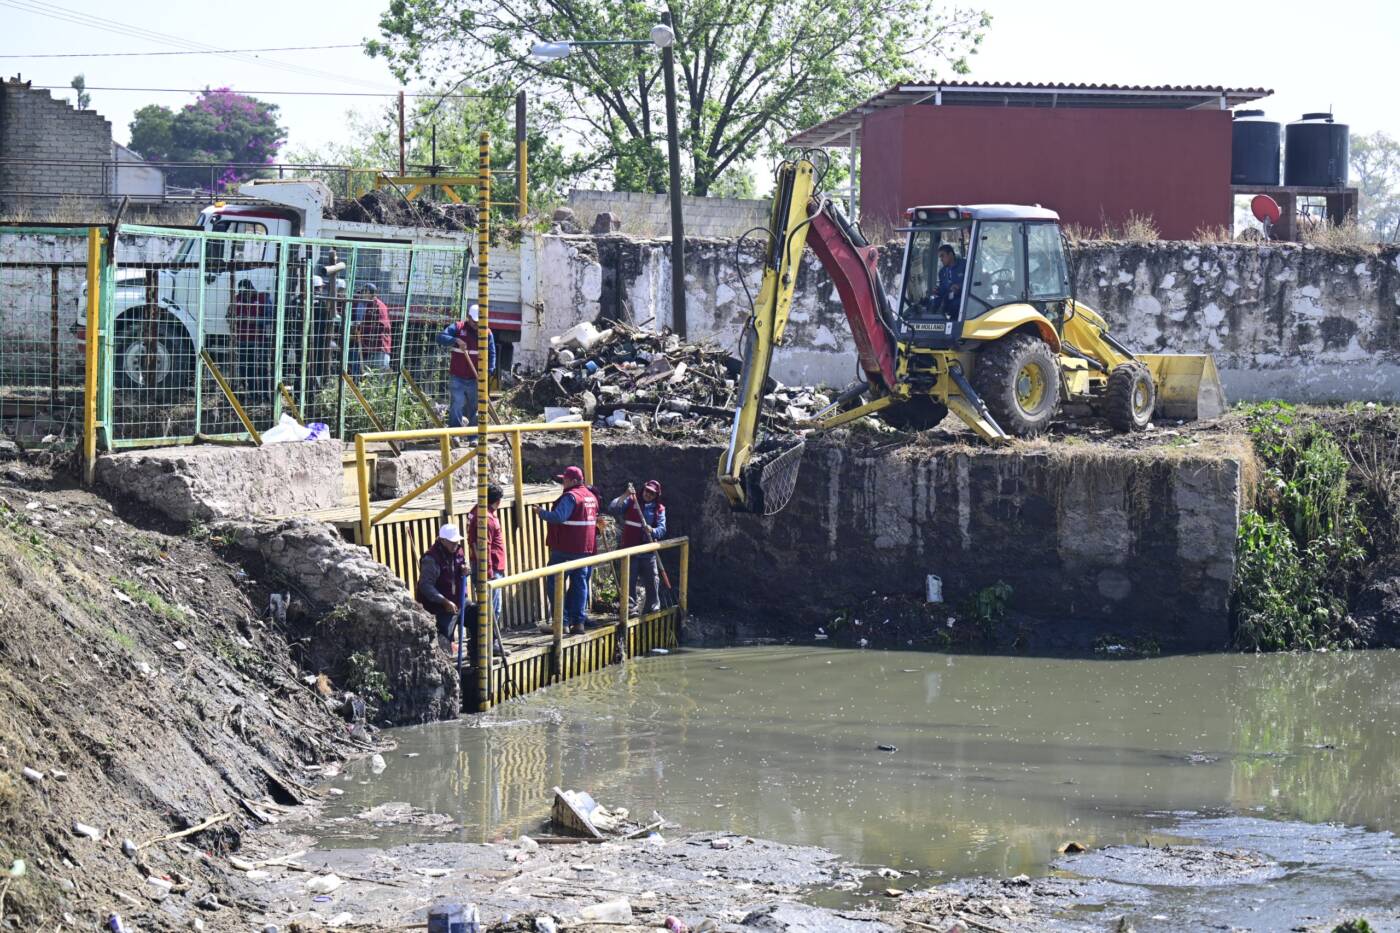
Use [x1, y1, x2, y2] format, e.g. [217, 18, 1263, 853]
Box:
[971, 333, 1060, 437]
[1106, 361, 1156, 432]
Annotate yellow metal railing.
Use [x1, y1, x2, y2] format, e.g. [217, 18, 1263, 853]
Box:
[481, 537, 690, 706]
[351, 421, 594, 546]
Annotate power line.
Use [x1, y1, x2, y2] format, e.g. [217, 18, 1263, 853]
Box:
[27, 84, 484, 99]
[0, 44, 362, 59]
[0, 0, 394, 91]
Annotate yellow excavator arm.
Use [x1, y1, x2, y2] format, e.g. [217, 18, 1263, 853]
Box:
[717, 159, 817, 513]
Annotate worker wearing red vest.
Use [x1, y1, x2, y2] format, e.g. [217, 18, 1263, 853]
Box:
[537, 465, 599, 634]
[608, 479, 667, 615]
[467, 485, 507, 625]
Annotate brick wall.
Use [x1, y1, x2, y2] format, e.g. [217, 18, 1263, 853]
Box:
[567, 189, 770, 238]
[0, 78, 113, 208]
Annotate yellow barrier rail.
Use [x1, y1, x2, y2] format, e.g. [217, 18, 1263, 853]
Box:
[483, 537, 690, 686]
[351, 421, 594, 547]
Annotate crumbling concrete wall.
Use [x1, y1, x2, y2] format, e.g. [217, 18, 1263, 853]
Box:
[0, 78, 112, 206]
[516, 234, 1400, 402]
[96, 440, 344, 523]
[522, 436, 1251, 650]
[225, 518, 459, 724]
[1072, 242, 1400, 401]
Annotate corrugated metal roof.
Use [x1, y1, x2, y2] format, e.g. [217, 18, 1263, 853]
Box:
[785, 81, 1274, 148]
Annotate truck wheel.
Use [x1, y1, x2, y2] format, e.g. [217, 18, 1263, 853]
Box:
[971, 333, 1060, 437]
[877, 397, 949, 431]
[1106, 361, 1155, 432]
[115, 312, 195, 390]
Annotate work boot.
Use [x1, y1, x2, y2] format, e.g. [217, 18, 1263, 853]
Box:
[570, 624, 586, 635]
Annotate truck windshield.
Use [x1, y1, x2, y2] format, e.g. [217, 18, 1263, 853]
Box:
[899, 223, 971, 318]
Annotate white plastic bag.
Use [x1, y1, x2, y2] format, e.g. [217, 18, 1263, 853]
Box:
[262, 413, 312, 445]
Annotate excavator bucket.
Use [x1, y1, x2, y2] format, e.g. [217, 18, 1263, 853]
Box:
[741, 438, 806, 516]
[1137, 354, 1228, 421]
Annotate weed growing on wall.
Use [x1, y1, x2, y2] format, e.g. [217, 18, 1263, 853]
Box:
[345, 650, 393, 711]
[1233, 402, 1367, 650]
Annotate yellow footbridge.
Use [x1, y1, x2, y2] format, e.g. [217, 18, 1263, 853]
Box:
[299, 421, 688, 713]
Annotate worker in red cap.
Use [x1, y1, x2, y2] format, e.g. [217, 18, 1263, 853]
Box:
[608, 479, 667, 615]
[537, 465, 599, 634]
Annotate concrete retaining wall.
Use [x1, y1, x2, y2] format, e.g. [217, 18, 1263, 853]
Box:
[96, 440, 344, 523]
[523, 436, 1251, 650]
[513, 235, 1400, 403]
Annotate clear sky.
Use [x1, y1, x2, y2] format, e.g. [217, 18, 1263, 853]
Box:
[2, 0, 1394, 162]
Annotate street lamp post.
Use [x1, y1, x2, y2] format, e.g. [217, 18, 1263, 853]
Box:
[531, 22, 687, 339]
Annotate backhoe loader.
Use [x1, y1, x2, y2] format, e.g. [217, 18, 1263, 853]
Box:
[718, 153, 1226, 515]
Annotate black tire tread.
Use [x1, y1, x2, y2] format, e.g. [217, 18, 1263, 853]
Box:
[1105, 361, 1155, 432]
[970, 332, 1060, 437]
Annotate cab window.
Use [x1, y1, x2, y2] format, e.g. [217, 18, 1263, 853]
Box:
[898, 223, 971, 318]
[968, 221, 1025, 310]
[1026, 223, 1069, 301]
[208, 219, 270, 264]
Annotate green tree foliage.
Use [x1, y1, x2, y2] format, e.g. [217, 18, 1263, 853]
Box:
[1350, 131, 1400, 242]
[128, 88, 287, 191]
[70, 74, 89, 110]
[1233, 403, 1367, 651]
[367, 0, 990, 196]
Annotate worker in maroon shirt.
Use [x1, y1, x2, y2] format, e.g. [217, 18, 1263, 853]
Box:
[353, 282, 393, 372]
[467, 484, 507, 625]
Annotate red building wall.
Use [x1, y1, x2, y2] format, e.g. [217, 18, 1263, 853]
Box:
[860, 105, 1232, 239]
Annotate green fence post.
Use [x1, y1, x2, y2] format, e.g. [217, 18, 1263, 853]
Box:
[100, 239, 116, 447]
[391, 248, 417, 431]
[299, 249, 313, 418]
[336, 248, 360, 440]
[193, 231, 207, 437]
[271, 241, 289, 424]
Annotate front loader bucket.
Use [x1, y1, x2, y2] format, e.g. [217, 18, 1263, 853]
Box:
[1138, 354, 1228, 421]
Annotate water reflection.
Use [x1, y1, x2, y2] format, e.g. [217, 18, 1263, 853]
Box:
[321, 647, 1400, 878]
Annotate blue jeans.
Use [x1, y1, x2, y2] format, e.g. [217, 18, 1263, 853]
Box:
[548, 552, 592, 630]
[449, 375, 479, 428]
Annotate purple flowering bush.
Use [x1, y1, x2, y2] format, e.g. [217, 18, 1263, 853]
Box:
[129, 87, 287, 191]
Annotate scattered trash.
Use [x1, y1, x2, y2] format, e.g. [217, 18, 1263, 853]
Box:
[326, 912, 354, 928]
[369, 753, 387, 774]
[121, 839, 137, 859]
[305, 873, 344, 894]
[21, 766, 43, 783]
[519, 320, 832, 437]
[877, 744, 898, 753]
[8, 859, 25, 878]
[50, 768, 67, 781]
[246, 869, 272, 882]
[136, 662, 152, 677]
[422, 867, 450, 878]
[111, 588, 133, 605]
[145, 876, 174, 899]
[650, 648, 670, 656]
[1059, 841, 1088, 853]
[534, 917, 558, 933]
[195, 894, 221, 911]
[72, 821, 101, 839]
[517, 835, 540, 853]
[579, 899, 633, 923]
[884, 888, 904, 897]
[665, 916, 690, 932]
[107, 914, 126, 933]
[710, 838, 733, 850]
[172, 639, 188, 652]
[926, 574, 943, 603]
[876, 867, 903, 879]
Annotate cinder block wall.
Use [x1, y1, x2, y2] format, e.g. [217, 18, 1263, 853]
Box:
[568, 189, 770, 239]
[0, 79, 112, 206]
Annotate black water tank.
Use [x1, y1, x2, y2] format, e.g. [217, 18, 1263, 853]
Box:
[1231, 110, 1281, 185]
[1285, 112, 1349, 187]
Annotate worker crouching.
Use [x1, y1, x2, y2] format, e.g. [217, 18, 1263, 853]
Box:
[537, 465, 599, 635]
[417, 524, 466, 652]
[609, 479, 667, 615]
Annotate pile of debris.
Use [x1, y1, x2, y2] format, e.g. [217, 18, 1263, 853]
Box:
[545, 786, 666, 843]
[521, 320, 833, 436]
[329, 187, 476, 231]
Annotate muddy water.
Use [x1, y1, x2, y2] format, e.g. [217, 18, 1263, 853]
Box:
[323, 647, 1400, 879]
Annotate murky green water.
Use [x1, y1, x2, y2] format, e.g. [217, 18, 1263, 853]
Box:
[323, 646, 1400, 878]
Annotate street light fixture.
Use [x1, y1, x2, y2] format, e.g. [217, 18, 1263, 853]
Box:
[530, 19, 687, 338]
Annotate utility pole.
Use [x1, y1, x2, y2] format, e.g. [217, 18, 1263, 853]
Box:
[660, 10, 686, 338]
[397, 90, 406, 176]
[515, 90, 528, 217]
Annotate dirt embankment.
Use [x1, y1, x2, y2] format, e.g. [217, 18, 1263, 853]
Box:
[0, 460, 371, 930]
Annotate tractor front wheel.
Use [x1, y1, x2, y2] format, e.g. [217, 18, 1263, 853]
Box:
[971, 333, 1060, 437]
[1105, 361, 1156, 432]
